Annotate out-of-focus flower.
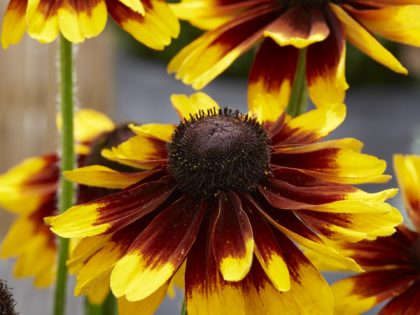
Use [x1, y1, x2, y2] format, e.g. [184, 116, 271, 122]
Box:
[0, 280, 17, 315]
[48, 93, 401, 315]
[168, 0, 420, 109]
[0, 109, 131, 301]
[1, 0, 179, 49]
[331, 154, 420, 315]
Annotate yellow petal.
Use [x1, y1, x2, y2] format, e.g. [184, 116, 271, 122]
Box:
[57, 109, 115, 143]
[129, 123, 175, 142]
[170, 93, 220, 121]
[330, 4, 407, 74]
[46, 203, 110, 238]
[26, 0, 59, 43]
[111, 253, 175, 301]
[349, 5, 420, 47]
[101, 135, 166, 170]
[64, 165, 157, 189]
[117, 283, 168, 315]
[394, 154, 420, 230]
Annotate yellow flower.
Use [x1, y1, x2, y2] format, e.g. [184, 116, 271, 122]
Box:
[330, 155, 420, 315]
[48, 93, 401, 315]
[0, 109, 130, 302]
[168, 0, 420, 109]
[1, 0, 179, 49]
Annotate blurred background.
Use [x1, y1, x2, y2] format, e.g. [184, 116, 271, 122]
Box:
[0, 7, 420, 314]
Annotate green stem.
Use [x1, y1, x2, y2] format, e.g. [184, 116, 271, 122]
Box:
[180, 299, 187, 315]
[53, 35, 75, 315]
[85, 294, 117, 315]
[287, 48, 308, 117]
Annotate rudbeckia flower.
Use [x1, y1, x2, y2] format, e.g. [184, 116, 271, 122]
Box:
[168, 0, 420, 109]
[0, 109, 133, 301]
[48, 93, 402, 315]
[331, 154, 420, 315]
[1, 0, 179, 49]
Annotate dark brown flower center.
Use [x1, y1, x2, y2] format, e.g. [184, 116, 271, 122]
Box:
[411, 236, 420, 271]
[0, 280, 17, 315]
[168, 108, 271, 197]
[83, 123, 137, 172]
[279, 0, 343, 7]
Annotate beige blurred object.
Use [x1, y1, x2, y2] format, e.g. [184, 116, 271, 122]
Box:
[401, 46, 420, 78]
[0, 30, 116, 235]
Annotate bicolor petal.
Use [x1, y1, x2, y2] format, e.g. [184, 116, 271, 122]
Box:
[1, 0, 27, 48]
[264, 6, 329, 48]
[248, 39, 298, 122]
[107, 0, 179, 50]
[47, 176, 175, 238]
[306, 11, 348, 108]
[332, 268, 418, 315]
[211, 192, 254, 282]
[111, 197, 206, 301]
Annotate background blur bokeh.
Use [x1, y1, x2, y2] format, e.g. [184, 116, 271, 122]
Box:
[1, 16, 420, 315]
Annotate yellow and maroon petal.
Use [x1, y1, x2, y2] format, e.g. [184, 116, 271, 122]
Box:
[271, 104, 346, 145]
[47, 176, 175, 238]
[335, 225, 417, 269]
[171, 93, 221, 122]
[245, 196, 362, 272]
[26, 0, 59, 43]
[168, 7, 276, 89]
[57, 0, 107, 43]
[332, 268, 418, 315]
[271, 144, 390, 184]
[186, 223, 247, 315]
[306, 11, 348, 108]
[298, 206, 402, 242]
[64, 165, 159, 189]
[246, 207, 290, 291]
[248, 39, 298, 122]
[347, 5, 420, 47]
[187, 213, 333, 315]
[394, 154, 420, 231]
[330, 4, 407, 74]
[264, 6, 329, 48]
[101, 134, 167, 169]
[211, 192, 254, 282]
[110, 197, 206, 301]
[379, 282, 420, 315]
[1, 0, 27, 48]
[73, 219, 150, 297]
[0, 154, 58, 214]
[107, 0, 179, 50]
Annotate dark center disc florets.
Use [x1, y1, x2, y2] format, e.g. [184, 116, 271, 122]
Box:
[168, 108, 271, 197]
[280, 0, 344, 7]
[83, 123, 137, 172]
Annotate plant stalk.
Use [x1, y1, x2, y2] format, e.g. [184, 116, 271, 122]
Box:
[287, 48, 308, 117]
[53, 35, 75, 315]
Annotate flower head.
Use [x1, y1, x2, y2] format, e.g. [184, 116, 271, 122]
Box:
[1, 0, 179, 49]
[331, 154, 420, 315]
[168, 0, 420, 109]
[48, 93, 402, 315]
[0, 109, 130, 297]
